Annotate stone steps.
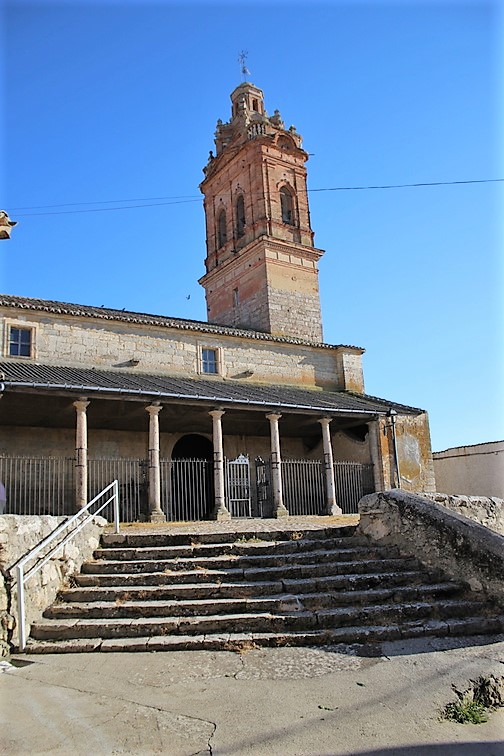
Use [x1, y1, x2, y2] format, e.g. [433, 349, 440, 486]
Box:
[60, 569, 445, 603]
[92, 535, 378, 561]
[99, 526, 357, 549]
[30, 599, 501, 642]
[24, 616, 504, 655]
[24, 526, 504, 653]
[79, 553, 420, 585]
[44, 582, 465, 621]
[82, 546, 401, 574]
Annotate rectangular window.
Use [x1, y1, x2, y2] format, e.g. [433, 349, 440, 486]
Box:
[201, 348, 218, 375]
[9, 327, 32, 357]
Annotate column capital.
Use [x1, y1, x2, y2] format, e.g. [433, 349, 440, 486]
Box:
[318, 417, 332, 429]
[146, 403, 162, 417]
[73, 398, 90, 412]
[209, 408, 225, 420]
[266, 412, 282, 423]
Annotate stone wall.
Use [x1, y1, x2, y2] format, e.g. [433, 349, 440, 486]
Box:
[374, 414, 436, 494]
[421, 493, 504, 536]
[0, 515, 106, 655]
[358, 490, 504, 605]
[1, 306, 362, 391]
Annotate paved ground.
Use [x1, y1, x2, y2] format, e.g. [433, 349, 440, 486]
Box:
[106, 515, 359, 537]
[2, 635, 503, 755]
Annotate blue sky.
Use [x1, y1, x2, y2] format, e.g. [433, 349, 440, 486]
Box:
[2, 0, 503, 452]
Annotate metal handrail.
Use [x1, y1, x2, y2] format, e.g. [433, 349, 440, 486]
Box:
[13, 480, 120, 652]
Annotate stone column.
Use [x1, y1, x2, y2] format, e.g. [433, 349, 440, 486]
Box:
[266, 412, 288, 518]
[146, 403, 166, 523]
[318, 418, 342, 516]
[73, 398, 89, 510]
[368, 419, 385, 492]
[209, 409, 231, 521]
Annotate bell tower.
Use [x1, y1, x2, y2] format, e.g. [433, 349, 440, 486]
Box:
[199, 82, 325, 342]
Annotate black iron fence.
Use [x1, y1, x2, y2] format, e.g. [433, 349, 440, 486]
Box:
[0, 454, 374, 519]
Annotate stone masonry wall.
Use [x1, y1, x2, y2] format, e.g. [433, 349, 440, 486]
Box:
[375, 413, 435, 493]
[1, 308, 361, 391]
[421, 493, 504, 536]
[0, 515, 106, 654]
[358, 490, 504, 606]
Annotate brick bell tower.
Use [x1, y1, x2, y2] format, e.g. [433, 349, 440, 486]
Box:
[199, 82, 325, 342]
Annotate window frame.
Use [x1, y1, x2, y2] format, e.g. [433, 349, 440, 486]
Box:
[3, 319, 37, 359]
[199, 346, 222, 376]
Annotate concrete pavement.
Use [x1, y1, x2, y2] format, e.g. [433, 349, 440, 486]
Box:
[1, 635, 503, 755]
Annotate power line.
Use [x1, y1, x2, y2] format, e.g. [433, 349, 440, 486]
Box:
[11, 178, 503, 217]
[10, 195, 201, 210]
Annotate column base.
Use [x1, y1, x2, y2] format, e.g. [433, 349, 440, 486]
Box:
[273, 504, 289, 518]
[149, 510, 167, 523]
[212, 505, 231, 522]
[326, 504, 343, 516]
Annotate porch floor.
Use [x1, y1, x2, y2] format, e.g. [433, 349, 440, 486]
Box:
[104, 514, 359, 536]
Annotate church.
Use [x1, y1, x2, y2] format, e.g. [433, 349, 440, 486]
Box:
[0, 81, 436, 522]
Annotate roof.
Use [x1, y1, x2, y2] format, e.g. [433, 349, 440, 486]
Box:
[0, 294, 363, 353]
[0, 361, 423, 417]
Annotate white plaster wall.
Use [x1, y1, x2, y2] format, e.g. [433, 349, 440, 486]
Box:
[433, 441, 504, 498]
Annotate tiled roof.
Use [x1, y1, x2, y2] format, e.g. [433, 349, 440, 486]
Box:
[0, 361, 423, 416]
[0, 294, 363, 352]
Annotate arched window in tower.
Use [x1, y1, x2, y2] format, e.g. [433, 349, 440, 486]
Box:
[236, 195, 246, 238]
[280, 186, 295, 225]
[217, 209, 227, 248]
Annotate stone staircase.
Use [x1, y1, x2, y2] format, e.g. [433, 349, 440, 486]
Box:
[24, 526, 504, 653]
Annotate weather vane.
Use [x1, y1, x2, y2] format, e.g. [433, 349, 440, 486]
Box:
[238, 50, 251, 82]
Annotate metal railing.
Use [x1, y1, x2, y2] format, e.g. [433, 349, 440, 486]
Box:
[161, 459, 213, 521]
[0, 455, 75, 516]
[282, 459, 325, 515]
[89, 458, 147, 522]
[13, 481, 119, 652]
[334, 462, 374, 514]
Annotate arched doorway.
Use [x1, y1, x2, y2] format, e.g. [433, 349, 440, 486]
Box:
[172, 434, 213, 460]
[170, 434, 214, 521]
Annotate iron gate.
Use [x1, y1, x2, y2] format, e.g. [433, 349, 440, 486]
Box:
[226, 455, 251, 517]
[161, 458, 213, 522]
[334, 462, 374, 514]
[255, 457, 272, 517]
[282, 459, 325, 515]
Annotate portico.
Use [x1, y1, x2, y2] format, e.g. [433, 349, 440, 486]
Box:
[0, 359, 402, 520]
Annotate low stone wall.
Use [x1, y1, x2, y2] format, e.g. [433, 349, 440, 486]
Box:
[420, 493, 504, 535]
[0, 515, 107, 655]
[358, 490, 504, 605]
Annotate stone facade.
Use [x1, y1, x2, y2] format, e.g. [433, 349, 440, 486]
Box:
[0, 301, 363, 392]
[199, 83, 324, 342]
[0, 515, 106, 654]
